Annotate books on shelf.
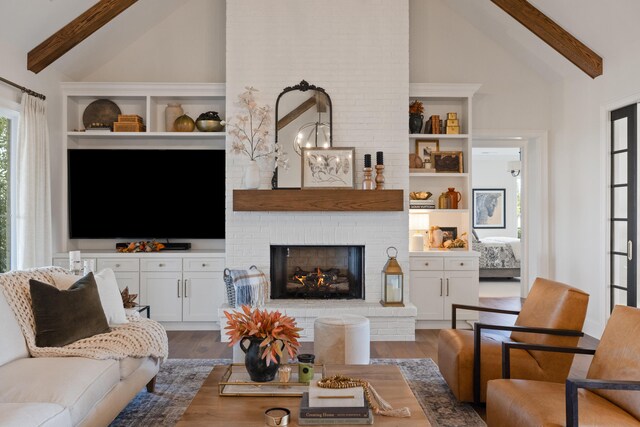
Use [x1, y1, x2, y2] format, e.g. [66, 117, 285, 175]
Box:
[299, 392, 373, 425]
[410, 201, 436, 209]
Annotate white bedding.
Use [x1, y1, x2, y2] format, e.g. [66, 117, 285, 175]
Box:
[478, 236, 521, 262]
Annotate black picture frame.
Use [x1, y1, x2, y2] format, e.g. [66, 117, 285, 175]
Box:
[472, 188, 506, 229]
[440, 227, 458, 244]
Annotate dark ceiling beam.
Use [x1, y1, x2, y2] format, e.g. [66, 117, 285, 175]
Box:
[27, 0, 139, 74]
[277, 97, 317, 131]
[490, 0, 603, 78]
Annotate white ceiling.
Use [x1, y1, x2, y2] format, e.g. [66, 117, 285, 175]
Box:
[2, 0, 640, 80]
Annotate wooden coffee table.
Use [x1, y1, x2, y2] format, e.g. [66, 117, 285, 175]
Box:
[177, 364, 431, 426]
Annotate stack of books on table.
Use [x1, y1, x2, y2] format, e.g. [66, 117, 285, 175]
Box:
[298, 383, 373, 425]
[410, 199, 435, 210]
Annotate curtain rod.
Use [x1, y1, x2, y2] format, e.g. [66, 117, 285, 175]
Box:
[0, 76, 46, 101]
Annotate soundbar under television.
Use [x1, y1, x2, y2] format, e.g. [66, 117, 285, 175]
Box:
[68, 149, 225, 239]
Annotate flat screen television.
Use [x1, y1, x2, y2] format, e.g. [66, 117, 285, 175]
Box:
[68, 149, 225, 239]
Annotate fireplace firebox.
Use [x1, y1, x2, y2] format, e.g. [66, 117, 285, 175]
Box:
[270, 245, 364, 300]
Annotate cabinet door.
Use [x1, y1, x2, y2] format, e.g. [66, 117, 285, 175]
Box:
[410, 271, 445, 320]
[113, 271, 140, 297]
[182, 271, 222, 322]
[140, 272, 182, 322]
[444, 270, 479, 320]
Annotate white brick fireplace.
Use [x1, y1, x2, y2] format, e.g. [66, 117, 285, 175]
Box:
[222, 0, 415, 341]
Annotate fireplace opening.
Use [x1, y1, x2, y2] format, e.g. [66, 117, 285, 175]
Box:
[270, 245, 364, 300]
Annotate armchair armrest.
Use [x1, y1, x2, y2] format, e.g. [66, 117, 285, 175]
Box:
[451, 304, 520, 329]
[472, 323, 584, 403]
[566, 378, 640, 427]
[501, 342, 596, 379]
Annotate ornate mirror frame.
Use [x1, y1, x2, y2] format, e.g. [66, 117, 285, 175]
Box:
[271, 80, 333, 189]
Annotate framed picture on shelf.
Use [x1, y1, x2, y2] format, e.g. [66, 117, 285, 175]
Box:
[415, 140, 439, 169]
[472, 188, 506, 229]
[440, 227, 458, 245]
[301, 147, 355, 189]
[432, 151, 463, 173]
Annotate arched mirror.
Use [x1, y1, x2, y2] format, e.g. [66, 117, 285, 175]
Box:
[272, 80, 332, 189]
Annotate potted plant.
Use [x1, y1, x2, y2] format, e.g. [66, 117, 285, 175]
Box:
[409, 100, 424, 134]
[224, 305, 302, 382]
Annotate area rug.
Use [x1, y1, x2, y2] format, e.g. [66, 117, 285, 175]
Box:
[110, 358, 485, 427]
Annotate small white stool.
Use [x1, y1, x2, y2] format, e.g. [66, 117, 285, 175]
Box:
[314, 314, 370, 364]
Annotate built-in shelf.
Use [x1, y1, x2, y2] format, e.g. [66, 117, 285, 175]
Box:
[409, 133, 469, 139]
[233, 189, 404, 212]
[409, 209, 468, 213]
[67, 131, 226, 139]
[409, 171, 469, 177]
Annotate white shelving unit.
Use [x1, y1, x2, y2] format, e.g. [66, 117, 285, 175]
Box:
[408, 83, 481, 328]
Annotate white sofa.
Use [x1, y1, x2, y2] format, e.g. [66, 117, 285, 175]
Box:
[0, 270, 163, 427]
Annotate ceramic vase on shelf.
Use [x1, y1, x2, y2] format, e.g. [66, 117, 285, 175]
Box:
[240, 336, 280, 382]
[243, 160, 260, 189]
[165, 103, 183, 132]
[409, 113, 423, 134]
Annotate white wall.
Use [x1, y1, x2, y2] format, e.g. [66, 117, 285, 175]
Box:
[0, 40, 69, 261]
[83, 0, 226, 83]
[410, 0, 552, 131]
[472, 152, 520, 239]
[550, 40, 640, 337]
[225, 0, 410, 322]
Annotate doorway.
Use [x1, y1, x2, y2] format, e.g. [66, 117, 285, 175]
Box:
[472, 131, 549, 299]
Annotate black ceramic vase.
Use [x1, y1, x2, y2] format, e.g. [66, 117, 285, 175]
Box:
[240, 336, 280, 382]
[409, 113, 423, 134]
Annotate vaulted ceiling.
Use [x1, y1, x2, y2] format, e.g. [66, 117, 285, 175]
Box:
[2, 0, 640, 81]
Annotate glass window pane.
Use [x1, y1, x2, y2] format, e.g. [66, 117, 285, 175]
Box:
[614, 152, 627, 185]
[614, 117, 628, 151]
[614, 288, 627, 307]
[614, 222, 628, 253]
[613, 187, 628, 218]
[613, 254, 628, 289]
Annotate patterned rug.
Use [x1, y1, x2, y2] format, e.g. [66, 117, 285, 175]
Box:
[110, 358, 485, 427]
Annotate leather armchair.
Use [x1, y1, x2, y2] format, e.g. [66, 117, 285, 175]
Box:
[487, 305, 640, 427]
[437, 277, 589, 403]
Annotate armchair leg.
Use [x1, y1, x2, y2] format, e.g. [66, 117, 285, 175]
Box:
[473, 327, 481, 403]
[146, 375, 157, 393]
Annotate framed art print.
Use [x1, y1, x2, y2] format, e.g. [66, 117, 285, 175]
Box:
[472, 188, 506, 228]
[301, 147, 355, 189]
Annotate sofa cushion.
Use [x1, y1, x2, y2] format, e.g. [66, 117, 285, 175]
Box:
[30, 273, 111, 347]
[52, 269, 128, 326]
[0, 357, 120, 426]
[0, 402, 71, 427]
[0, 292, 28, 366]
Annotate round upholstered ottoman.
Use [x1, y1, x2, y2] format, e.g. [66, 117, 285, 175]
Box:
[314, 315, 370, 364]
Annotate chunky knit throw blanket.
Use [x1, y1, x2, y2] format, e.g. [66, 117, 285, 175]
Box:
[0, 267, 168, 362]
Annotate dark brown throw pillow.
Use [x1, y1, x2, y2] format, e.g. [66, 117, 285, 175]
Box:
[30, 273, 110, 347]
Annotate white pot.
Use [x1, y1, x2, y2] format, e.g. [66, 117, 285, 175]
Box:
[243, 160, 260, 189]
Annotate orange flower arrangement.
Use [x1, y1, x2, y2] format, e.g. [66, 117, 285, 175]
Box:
[224, 305, 302, 365]
[409, 100, 424, 115]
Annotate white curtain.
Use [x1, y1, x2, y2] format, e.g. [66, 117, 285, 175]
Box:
[16, 93, 52, 269]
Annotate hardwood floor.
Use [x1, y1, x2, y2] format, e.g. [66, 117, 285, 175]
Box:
[166, 297, 598, 421]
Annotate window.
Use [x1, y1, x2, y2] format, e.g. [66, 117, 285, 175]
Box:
[0, 109, 15, 272]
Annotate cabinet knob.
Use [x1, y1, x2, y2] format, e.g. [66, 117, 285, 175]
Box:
[159, 263, 165, 267]
[202, 263, 207, 267]
[115, 263, 120, 268]
[460, 262, 464, 266]
[424, 262, 429, 266]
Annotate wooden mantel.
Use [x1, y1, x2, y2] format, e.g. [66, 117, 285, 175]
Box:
[233, 189, 404, 212]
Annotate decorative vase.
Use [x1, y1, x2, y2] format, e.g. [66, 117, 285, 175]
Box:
[409, 113, 424, 134]
[165, 103, 183, 132]
[240, 336, 280, 382]
[244, 160, 260, 189]
[446, 187, 462, 209]
[174, 114, 195, 132]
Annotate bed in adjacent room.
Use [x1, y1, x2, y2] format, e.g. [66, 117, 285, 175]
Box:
[472, 233, 521, 278]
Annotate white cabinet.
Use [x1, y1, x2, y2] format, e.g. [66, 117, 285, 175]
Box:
[53, 252, 225, 326]
[140, 257, 223, 322]
[410, 253, 479, 323]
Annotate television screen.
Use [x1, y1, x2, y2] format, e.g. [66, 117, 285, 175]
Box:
[68, 149, 225, 239]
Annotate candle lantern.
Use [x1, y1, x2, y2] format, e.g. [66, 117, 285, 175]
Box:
[380, 246, 404, 307]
